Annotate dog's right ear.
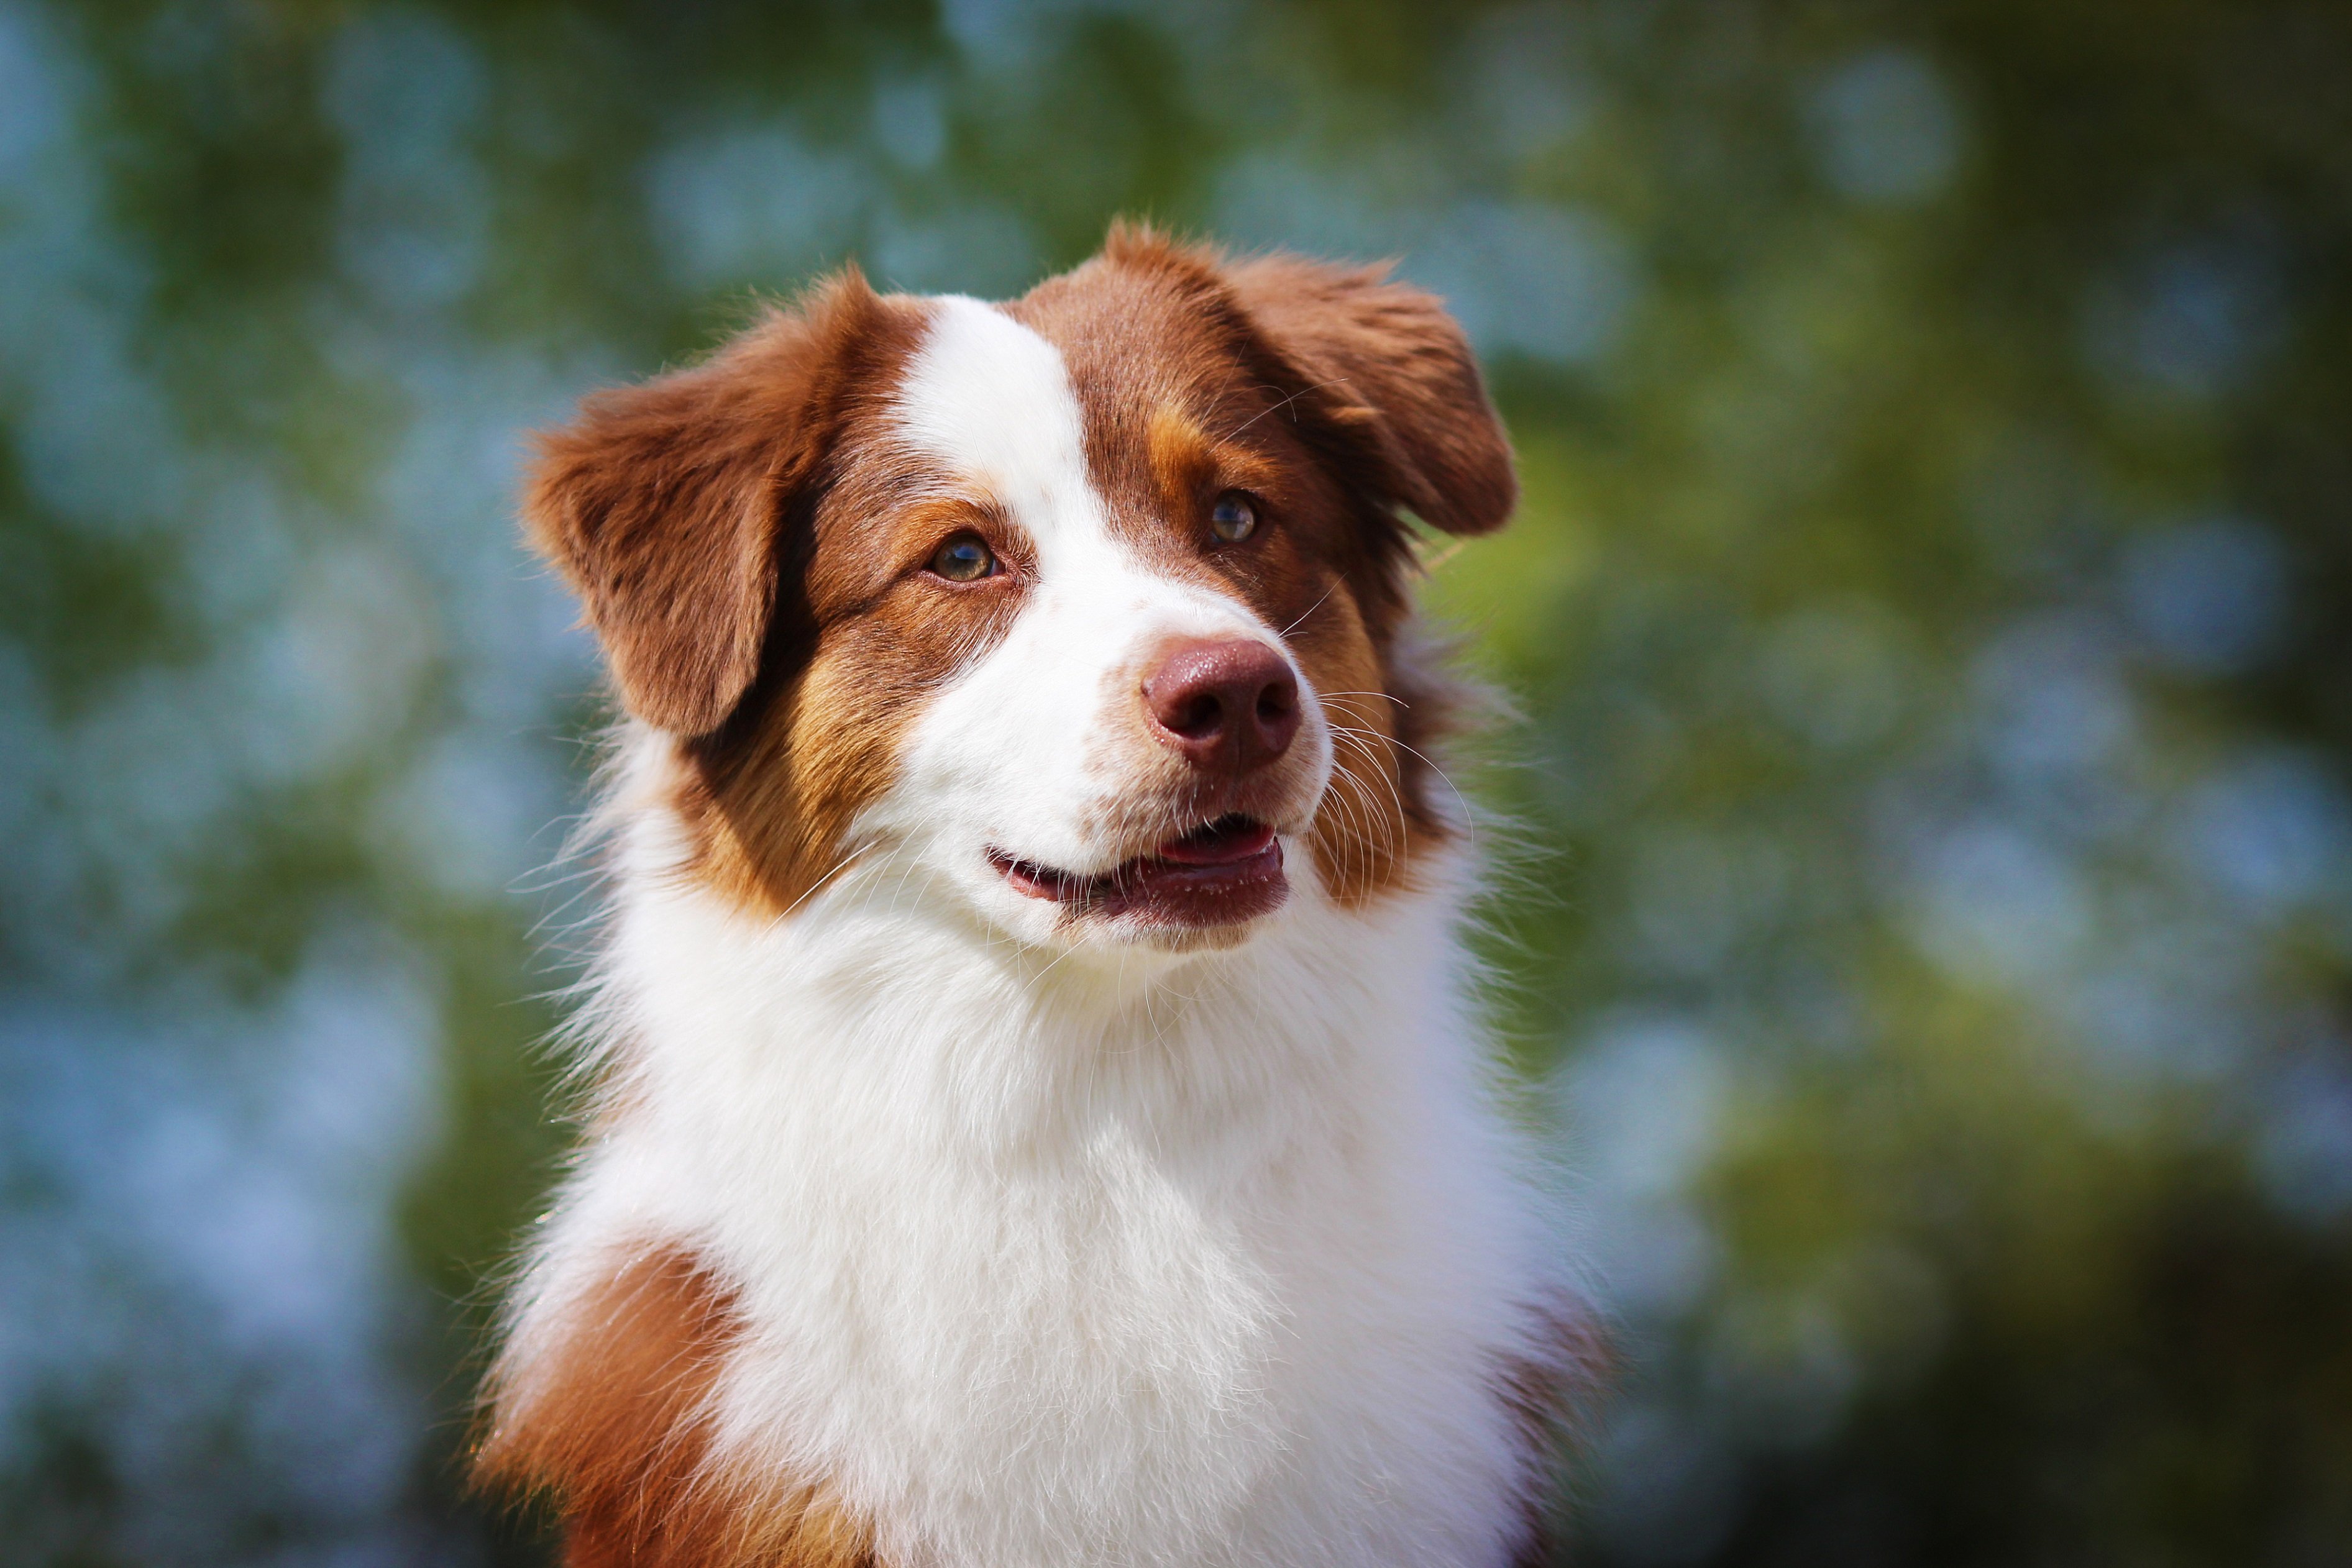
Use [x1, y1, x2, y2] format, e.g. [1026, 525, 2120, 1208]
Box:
[1216, 250, 1516, 540]
[525, 270, 904, 737]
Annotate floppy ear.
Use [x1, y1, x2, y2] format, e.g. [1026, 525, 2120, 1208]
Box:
[525, 270, 899, 736]
[1220, 252, 1516, 537]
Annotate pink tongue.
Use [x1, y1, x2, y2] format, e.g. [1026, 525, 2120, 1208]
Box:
[1151, 821, 1276, 867]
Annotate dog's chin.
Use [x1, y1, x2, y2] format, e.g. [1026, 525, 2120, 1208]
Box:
[989, 815, 1289, 950]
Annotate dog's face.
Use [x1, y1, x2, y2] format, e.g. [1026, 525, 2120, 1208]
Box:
[529, 230, 1513, 953]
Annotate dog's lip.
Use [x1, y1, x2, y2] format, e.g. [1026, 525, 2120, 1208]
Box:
[988, 815, 1285, 921]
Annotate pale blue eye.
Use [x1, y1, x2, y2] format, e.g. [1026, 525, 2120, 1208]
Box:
[1210, 493, 1258, 543]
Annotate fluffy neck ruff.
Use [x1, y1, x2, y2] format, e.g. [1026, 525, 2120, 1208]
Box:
[495, 736, 1566, 1568]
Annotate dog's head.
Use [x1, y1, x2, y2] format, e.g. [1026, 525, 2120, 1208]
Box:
[531, 227, 1513, 953]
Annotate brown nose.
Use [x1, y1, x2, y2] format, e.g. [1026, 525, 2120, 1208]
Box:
[1143, 639, 1301, 775]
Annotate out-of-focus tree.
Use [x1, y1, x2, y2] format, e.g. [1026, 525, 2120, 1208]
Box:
[0, 2, 2345, 1562]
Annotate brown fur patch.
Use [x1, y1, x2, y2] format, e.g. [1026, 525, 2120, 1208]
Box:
[1007, 225, 1516, 905]
[1218, 245, 1518, 541]
[526, 271, 922, 739]
[526, 272, 1042, 918]
[1496, 1293, 1614, 1568]
[669, 432, 1030, 918]
[475, 1244, 877, 1568]
[528, 274, 1046, 919]
[535, 227, 1514, 918]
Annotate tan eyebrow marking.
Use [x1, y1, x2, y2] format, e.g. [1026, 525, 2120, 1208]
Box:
[897, 491, 1012, 539]
[893, 491, 1032, 580]
[1148, 403, 1284, 510]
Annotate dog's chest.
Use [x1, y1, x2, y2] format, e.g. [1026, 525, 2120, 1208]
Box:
[588, 893, 1537, 1567]
[693, 1108, 1520, 1568]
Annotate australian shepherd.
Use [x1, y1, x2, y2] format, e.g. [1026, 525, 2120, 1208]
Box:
[475, 225, 1584, 1567]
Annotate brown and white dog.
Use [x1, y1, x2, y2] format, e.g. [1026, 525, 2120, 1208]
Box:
[476, 227, 1581, 1567]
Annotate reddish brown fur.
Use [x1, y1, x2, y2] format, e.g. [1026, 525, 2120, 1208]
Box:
[528, 275, 1043, 918]
[477, 1244, 874, 1567]
[528, 272, 909, 738]
[674, 429, 1028, 918]
[1497, 1293, 1614, 1568]
[497, 227, 1537, 1564]
[526, 227, 1514, 919]
[1010, 225, 1516, 903]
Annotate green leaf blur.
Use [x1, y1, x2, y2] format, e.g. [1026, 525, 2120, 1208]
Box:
[1, 2, 2345, 1563]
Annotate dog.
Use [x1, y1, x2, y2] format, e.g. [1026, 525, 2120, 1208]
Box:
[475, 225, 1585, 1568]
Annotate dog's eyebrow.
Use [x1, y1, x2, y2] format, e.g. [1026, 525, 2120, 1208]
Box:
[894, 490, 1012, 531]
[1148, 404, 1283, 501]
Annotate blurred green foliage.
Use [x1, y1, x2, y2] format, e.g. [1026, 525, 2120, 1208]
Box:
[1, 2, 2348, 1564]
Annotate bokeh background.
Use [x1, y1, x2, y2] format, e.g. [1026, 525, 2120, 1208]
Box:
[4, 1, 2349, 1562]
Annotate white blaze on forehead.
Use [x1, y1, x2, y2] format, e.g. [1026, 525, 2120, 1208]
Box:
[894, 296, 1100, 558]
[879, 294, 1322, 890]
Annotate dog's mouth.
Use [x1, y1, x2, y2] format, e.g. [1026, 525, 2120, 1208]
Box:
[989, 814, 1288, 929]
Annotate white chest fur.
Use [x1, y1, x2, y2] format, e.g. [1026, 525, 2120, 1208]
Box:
[518, 796, 1555, 1568]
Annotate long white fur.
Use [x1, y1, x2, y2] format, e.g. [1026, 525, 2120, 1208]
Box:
[504, 298, 1560, 1567]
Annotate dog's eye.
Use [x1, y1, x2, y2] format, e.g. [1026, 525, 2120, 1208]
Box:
[1210, 492, 1258, 544]
[928, 534, 997, 582]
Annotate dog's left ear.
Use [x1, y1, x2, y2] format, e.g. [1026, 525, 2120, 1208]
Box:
[1220, 251, 1516, 537]
[525, 270, 904, 737]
